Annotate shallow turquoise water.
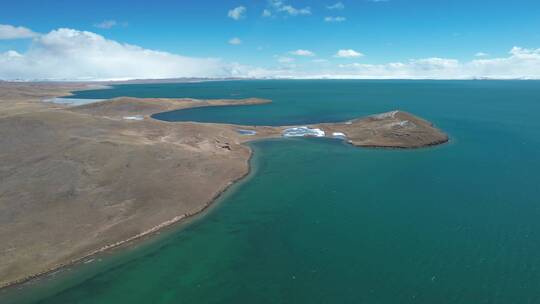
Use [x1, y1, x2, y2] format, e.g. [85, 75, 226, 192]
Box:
[3, 80, 540, 303]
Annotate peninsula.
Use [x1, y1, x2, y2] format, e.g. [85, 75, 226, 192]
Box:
[0, 82, 448, 288]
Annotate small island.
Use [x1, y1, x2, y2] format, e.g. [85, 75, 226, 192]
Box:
[0, 82, 448, 288]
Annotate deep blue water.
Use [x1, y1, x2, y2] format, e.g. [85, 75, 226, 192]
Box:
[3, 80, 540, 304]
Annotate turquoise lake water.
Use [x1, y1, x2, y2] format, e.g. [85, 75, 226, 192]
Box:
[2, 80, 540, 303]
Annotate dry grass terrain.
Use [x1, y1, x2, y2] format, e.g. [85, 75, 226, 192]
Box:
[0, 82, 448, 288]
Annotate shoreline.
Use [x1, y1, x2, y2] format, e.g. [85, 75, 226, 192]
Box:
[0, 82, 449, 291]
[0, 146, 255, 291]
[0, 136, 449, 291]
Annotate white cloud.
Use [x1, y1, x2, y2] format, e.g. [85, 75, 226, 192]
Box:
[0, 24, 38, 39]
[290, 49, 315, 56]
[228, 6, 247, 20]
[324, 16, 346, 22]
[335, 49, 364, 58]
[281, 6, 311, 16]
[277, 56, 295, 63]
[327, 2, 345, 10]
[2, 50, 23, 58]
[228, 37, 242, 45]
[237, 47, 540, 78]
[0, 28, 235, 80]
[331, 47, 540, 79]
[1, 25, 540, 80]
[94, 20, 118, 29]
[266, 0, 311, 17]
[475, 52, 489, 57]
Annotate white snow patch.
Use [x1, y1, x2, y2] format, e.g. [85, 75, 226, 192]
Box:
[123, 115, 144, 121]
[389, 120, 413, 128]
[332, 132, 347, 138]
[237, 129, 257, 135]
[43, 97, 104, 106]
[283, 126, 325, 137]
[373, 110, 398, 120]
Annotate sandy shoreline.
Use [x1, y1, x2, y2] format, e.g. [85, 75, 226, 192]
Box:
[0, 82, 448, 289]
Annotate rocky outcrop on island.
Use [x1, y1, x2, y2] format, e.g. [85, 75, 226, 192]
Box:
[315, 110, 448, 148]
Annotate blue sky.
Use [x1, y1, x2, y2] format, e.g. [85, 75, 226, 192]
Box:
[1, 0, 540, 80]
